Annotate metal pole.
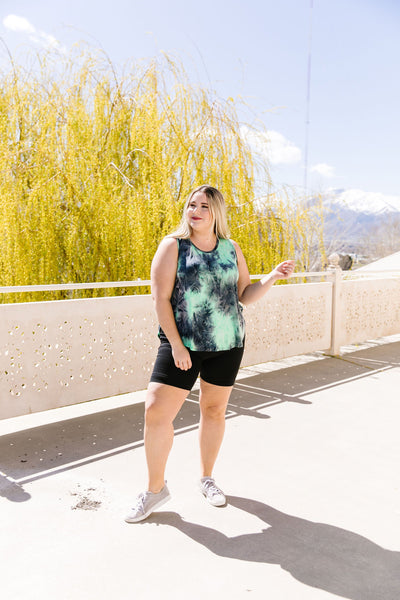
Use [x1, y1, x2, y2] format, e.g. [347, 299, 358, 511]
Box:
[304, 0, 314, 194]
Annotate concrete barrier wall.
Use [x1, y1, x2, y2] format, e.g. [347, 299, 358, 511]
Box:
[340, 278, 400, 346]
[0, 296, 158, 419]
[243, 282, 332, 365]
[0, 276, 399, 419]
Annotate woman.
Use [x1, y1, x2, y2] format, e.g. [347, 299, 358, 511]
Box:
[125, 185, 295, 523]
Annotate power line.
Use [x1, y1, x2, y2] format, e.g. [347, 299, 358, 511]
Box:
[304, 0, 314, 194]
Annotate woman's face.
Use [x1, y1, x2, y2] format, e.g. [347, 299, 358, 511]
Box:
[186, 192, 214, 234]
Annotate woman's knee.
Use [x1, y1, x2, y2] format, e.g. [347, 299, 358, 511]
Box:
[145, 384, 187, 427]
[200, 402, 227, 421]
[199, 381, 232, 421]
[144, 399, 166, 427]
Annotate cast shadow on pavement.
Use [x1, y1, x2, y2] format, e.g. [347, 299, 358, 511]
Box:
[231, 341, 400, 417]
[1, 341, 399, 502]
[148, 495, 400, 600]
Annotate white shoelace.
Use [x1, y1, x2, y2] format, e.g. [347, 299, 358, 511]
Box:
[132, 492, 148, 512]
[203, 480, 223, 497]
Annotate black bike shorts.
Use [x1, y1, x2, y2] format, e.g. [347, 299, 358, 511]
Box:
[150, 337, 245, 390]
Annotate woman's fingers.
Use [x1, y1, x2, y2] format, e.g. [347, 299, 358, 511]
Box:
[173, 347, 192, 370]
[176, 359, 192, 370]
[276, 260, 295, 277]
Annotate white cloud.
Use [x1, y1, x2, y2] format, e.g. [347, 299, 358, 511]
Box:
[311, 163, 335, 178]
[240, 126, 301, 166]
[30, 32, 60, 50]
[3, 14, 66, 53]
[3, 14, 35, 33]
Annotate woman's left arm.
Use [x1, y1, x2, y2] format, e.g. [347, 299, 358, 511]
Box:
[232, 241, 295, 306]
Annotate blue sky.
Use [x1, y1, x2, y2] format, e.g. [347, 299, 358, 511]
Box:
[1, 0, 399, 201]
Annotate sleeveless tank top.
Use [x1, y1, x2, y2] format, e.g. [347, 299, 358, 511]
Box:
[166, 237, 245, 352]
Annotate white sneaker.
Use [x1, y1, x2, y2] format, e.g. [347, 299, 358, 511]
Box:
[199, 477, 226, 507]
[125, 483, 171, 523]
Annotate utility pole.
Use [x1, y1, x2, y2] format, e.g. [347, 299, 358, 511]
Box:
[304, 0, 314, 195]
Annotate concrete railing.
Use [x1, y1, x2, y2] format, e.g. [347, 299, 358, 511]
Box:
[1, 259, 400, 420]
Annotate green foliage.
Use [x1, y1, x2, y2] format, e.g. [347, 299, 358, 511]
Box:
[0, 47, 323, 303]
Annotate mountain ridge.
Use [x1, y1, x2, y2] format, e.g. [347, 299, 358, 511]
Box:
[311, 189, 400, 251]
[323, 188, 400, 216]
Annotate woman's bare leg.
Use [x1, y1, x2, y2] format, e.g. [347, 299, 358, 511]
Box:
[144, 382, 188, 492]
[198, 379, 233, 477]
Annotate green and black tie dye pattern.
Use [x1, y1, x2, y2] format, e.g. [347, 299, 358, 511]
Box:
[168, 238, 245, 351]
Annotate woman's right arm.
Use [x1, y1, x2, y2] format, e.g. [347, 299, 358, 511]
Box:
[151, 237, 192, 370]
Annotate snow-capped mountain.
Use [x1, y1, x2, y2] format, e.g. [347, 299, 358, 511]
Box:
[324, 188, 400, 216]
[309, 188, 400, 255]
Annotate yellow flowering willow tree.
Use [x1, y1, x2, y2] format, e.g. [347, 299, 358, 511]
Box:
[0, 47, 322, 302]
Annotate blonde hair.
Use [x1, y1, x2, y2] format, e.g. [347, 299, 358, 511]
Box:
[169, 185, 230, 239]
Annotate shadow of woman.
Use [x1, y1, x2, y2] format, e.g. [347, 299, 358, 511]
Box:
[148, 496, 400, 600]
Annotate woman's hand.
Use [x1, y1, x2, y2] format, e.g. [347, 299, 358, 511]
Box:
[271, 260, 295, 280]
[233, 239, 295, 305]
[172, 344, 192, 371]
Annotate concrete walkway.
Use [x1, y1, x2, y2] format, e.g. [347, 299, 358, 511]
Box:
[1, 337, 400, 600]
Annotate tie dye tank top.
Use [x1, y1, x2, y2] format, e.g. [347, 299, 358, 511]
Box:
[167, 237, 245, 352]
